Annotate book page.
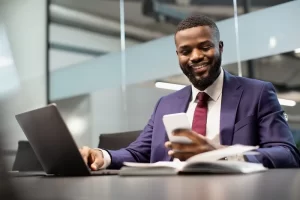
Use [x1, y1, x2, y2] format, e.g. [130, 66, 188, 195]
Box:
[123, 161, 185, 169]
[186, 145, 258, 163]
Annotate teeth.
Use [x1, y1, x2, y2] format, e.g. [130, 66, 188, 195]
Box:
[193, 64, 207, 68]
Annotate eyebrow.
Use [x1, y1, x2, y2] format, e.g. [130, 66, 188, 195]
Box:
[178, 40, 213, 50]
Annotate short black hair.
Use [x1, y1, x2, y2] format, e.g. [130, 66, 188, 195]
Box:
[175, 14, 220, 41]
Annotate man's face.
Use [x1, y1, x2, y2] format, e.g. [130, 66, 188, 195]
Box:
[175, 26, 223, 90]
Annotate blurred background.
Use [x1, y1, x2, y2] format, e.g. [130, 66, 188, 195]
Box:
[0, 0, 300, 169]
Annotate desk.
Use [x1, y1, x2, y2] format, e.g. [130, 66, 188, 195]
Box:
[11, 169, 300, 200]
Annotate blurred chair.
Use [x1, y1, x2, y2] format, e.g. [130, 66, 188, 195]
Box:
[0, 146, 19, 200]
[1, 132, 21, 199]
[12, 141, 43, 172]
[98, 130, 141, 150]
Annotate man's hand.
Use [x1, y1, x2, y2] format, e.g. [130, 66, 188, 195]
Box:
[164, 129, 224, 161]
[79, 146, 104, 171]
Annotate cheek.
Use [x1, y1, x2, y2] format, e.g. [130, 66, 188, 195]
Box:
[178, 56, 188, 65]
[206, 50, 219, 63]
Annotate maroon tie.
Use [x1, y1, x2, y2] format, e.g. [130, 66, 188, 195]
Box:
[192, 92, 209, 136]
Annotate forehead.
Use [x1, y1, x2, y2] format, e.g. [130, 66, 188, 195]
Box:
[175, 26, 215, 47]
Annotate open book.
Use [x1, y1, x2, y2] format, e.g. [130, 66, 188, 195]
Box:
[119, 145, 267, 176]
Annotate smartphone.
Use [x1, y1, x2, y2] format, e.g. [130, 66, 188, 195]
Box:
[162, 113, 193, 144]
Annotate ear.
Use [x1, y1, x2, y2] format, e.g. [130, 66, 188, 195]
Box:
[219, 41, 224, 53]
[176, 50, 178, 55]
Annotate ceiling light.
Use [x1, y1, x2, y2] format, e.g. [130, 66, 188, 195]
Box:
[155, 82, 186, 91]
[294, 48, 300, 54]
[278, 98, 296, 107]
[269, 36, 277, 49]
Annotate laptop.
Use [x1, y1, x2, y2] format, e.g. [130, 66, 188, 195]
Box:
[15, 104, 118, 176]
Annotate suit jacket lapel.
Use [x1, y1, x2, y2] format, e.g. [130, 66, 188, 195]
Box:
[174, 86, 192, 113]
[220, 71, 243, 145]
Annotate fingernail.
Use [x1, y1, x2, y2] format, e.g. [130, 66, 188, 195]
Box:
[91, 163, 98, 170]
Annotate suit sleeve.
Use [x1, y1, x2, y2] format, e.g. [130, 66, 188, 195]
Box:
[245, 82, 300, 168]
[106, 98, 162, 169]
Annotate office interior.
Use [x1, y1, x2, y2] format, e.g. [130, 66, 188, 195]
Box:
[0, 0, 300, 170]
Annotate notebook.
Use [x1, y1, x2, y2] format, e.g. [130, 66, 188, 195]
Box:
[119, 145, 267, 176]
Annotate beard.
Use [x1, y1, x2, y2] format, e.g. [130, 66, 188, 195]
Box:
[181, 55, 222, 91]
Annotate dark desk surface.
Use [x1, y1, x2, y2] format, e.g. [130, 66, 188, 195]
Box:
[11, 169, 300, 200]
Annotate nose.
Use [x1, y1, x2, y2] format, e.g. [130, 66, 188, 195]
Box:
[190, 49, 204, 63]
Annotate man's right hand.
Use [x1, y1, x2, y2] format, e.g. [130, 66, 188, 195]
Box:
[79, 146, 104, 171]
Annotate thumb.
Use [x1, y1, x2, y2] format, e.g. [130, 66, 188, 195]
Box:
[91, 162, 99, 171]
[90, 150, 104, 171]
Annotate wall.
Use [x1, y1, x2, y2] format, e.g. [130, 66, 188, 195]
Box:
[50, 1, 300, 100]
[0, 0, 47, 168]
[89, 85, 171, 147]
[49, 23, 141, 71]
[54, 95, 91, 148]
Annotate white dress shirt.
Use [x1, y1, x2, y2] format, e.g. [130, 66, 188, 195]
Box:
[99, 69, 241, 169]
[186, 69, 223, 145]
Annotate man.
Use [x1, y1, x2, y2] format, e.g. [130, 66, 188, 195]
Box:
[80, 15, 300, 169]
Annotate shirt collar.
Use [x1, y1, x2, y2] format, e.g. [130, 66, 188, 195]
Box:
[191, 68, 224, 102]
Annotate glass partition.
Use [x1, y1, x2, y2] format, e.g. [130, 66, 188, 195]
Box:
[121, 0, 238, 134]
[48, 0, 124, 147]
[48, 0, 300, 150]
[232, 0, 300, 147]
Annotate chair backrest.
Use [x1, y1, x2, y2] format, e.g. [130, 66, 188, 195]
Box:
[0, 146, 19, 200]
[12, 141, 43, 171]
[98, 130, 141, 150]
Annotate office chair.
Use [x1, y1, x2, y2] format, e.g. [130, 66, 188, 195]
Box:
[12, 141, 43, 172]
[0, 138, 19, 200]
[98, 130, 141, 150]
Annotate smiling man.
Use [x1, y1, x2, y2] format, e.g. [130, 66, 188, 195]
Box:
[80, 15, 300, 169]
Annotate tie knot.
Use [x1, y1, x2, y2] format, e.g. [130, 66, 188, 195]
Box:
[197, 92, 209, 103]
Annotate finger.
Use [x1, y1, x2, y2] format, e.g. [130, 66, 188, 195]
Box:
[164, 141, 172, 149]
[88, 149, 94, 167]
[90, 153, 98, 171]
[168, 150, 195, 161]
[170, 142, 197, 152]
[173, 128, 206, 143]
[91, 150, 104, 170]
[90, 150, 104, 171]
[81, 146, 90, 165]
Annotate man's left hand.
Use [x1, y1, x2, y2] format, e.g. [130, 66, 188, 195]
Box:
[164, 129, 224, 161]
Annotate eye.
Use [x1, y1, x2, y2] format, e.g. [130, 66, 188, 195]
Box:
[181, 49, 191, 56]
[202, 46, 212, 51]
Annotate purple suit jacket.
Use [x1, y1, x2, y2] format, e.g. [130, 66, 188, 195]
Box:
[108, 71, 300, 169]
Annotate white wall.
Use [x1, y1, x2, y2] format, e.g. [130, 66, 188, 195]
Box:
[49, 49, 94, 71]
[49, 23, 141, 72]
[55, 95, 91, 147]
[0, 23, 20, 98]
[50, 23, 140, 53]
[89, 85, 171, 147]
[50, 1, 300, 100]
[90, 87, 128, 147]
[0, 0, 47, 168]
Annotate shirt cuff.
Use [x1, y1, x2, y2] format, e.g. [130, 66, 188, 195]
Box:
[225, 154, 246, 162]
[95, 148, 112, 169]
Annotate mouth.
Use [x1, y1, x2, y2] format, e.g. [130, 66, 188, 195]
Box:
[190, 63, 210, 73]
